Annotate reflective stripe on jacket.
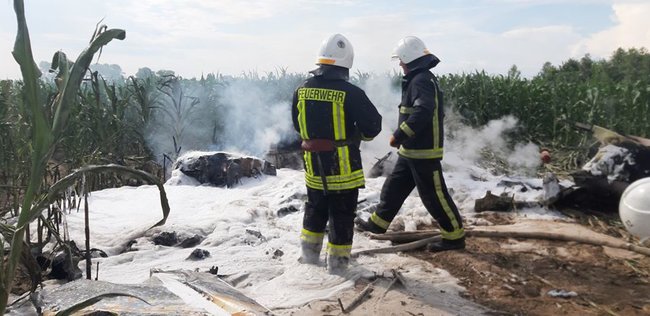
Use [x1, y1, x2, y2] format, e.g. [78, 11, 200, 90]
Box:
[291, 66, 382, 191]
[392, 55, 445, 159]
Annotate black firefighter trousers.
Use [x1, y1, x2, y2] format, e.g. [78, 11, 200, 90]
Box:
[300, 188, 358, 269]
[369, 156, 464, 240]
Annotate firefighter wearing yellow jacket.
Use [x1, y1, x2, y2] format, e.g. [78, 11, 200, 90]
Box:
[356, 36, 465, 252]
[292, 34, 382, 273]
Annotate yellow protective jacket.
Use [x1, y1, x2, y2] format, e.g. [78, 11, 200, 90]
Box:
[291, 65, 382, 191]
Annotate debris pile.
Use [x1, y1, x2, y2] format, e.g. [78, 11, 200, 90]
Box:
[558, 125, 650, 212]
[472, 124, 650, 214]
[265, 137, 303, 170]
[171, 151, 276, 187]
[367, 151, 396, 178]
[34, 270, 270, 315]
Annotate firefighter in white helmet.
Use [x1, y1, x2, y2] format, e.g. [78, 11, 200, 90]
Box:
[356, 36, 466, 252]
[316, 33, 354, 69]
[292, 33, 382, 273]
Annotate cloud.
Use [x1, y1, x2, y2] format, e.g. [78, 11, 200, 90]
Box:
[114, 0, 307, 34]
[495, 25, 582, 74]
[573, 1, 650, 57]
[488, 0, 612, 5]
[338, 14, 413, 72]
[0, 31, 17, 80]
[337, 6, 594, 77]
[120, 0, 287, 26]
[441, 24, 585, 77]
[2, 0, 648, 80]
[88, 0, 332, 76]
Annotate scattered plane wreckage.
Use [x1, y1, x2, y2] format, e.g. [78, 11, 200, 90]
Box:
[474, 123, 650, 214]
[35, 269, 270, 315]
[172, 152, 277, 188]
[367, 152, 395, 178]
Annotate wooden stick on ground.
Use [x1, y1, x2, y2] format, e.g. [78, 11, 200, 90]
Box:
[466, 229, 650, 257]
[337, 298, 345, 313]
[351, 236, 441, 258]
[369, 230, 440, 243]
[354, 228, 650, 257]
[341, 281, 376, 313]
[381, 269, 405, 298]
[381, 277, 399, 298]
[392, 270, 408, 288]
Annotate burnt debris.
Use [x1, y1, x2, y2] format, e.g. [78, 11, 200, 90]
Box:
[265, 137, 303, 170]
[152, 231, 179, 246]
[545, 124, 650, 213]
[186, 248, 211, 260]
[368, 152, 395, 178]
[174, 152, 277, 187]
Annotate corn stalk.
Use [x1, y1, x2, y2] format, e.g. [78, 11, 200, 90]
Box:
[54, 292, 151, 316]
[156, 76, 200, 158]
[32, 164, 170, 229]
[0, 0, 126, 312]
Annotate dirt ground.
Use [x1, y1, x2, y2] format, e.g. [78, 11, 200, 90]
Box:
[418, 237, 650, 316]
[8, 210, 650, 315]
[278, 211, 650, 316]
[415, 231, 650, 314]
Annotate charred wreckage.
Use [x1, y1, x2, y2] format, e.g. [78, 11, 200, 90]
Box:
[172, 151, 277, 187]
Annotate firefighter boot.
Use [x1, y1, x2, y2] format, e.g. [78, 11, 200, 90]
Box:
[327, 255, 349, 275]
[299, 241, 322, 265]
[427, 237, 465, 252]
[354, 217, 386, 234]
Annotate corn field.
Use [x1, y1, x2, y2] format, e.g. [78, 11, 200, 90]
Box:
[0, 1, 170, 312]
[438, 50, 650, 169]
[1, 0, 650, 310]
[442, 51, 650, 146]
[2, 49, 649, 214]
[1, 50, 648, 195]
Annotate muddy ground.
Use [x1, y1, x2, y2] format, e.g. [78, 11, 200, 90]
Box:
[8, 209, 650, 315]
[419, 236, 650, 315]
[280, 211, 650, 316]
[416, 224, 650, 315]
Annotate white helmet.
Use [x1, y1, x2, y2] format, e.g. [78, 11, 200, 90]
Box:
[392, 36, 432, 64]
[619, 177, 650, 238]
[316, 34, 354, 69]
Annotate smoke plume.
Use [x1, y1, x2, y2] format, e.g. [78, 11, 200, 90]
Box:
[444, 112, 541, 175]
[144, 72, 541, 178]
[360, 75, 541, 176]
[215, 79, 295, 157]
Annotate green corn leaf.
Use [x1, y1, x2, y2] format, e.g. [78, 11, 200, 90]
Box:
[4, 2, 53, 310]
[0, 222, 15, 242]
[30, 164, 170, 229]
[2, 2, 127, 313]
[55, 292, 151, 316]
[51, 51, 71, 92]
[51, 28, 126, 138]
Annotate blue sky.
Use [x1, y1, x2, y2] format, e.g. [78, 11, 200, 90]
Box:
[1, 0, 649, 79]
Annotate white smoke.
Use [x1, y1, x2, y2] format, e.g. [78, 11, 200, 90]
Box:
[359, 74, 401, 174]
[360, 75, 542, 177]
[444, 113, 542, 176]
[215, 79, 295, 157]
[143, 77, 227, 168]
[144, 73, 301, 168]
[144, 72, 541, 178]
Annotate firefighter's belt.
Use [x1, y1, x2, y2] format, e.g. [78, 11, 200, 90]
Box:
[301, 139, 357, 152]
